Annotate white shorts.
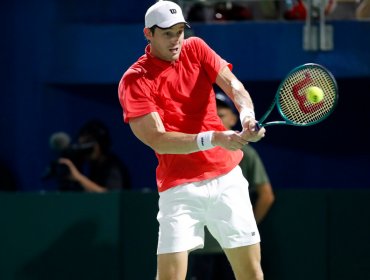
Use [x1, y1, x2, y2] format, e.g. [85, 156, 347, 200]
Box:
[156, 165, 260, 255]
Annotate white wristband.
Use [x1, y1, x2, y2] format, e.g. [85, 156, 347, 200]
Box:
[196, 131, 215, 151]
[240, 108, 255, 124]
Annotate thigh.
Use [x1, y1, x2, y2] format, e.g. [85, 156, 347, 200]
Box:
[207, 167, 260, 249]
[157, 251, 188, 280]
[224, 243, 263, 280]
[157, 183, 207, 254]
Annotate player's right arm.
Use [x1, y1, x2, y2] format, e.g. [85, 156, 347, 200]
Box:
[129, 112, 249, 154]
[129, 112, 198, 154]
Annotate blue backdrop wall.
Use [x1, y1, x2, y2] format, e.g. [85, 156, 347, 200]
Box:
[1, 1, 370, 191]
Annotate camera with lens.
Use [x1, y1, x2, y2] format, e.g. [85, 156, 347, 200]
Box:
[42, 142, 95, 180]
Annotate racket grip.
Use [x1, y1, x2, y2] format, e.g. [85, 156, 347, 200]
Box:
[255, 122, 261, 131]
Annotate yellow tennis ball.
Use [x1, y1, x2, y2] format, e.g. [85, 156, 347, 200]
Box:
[306, 86, 324, 103]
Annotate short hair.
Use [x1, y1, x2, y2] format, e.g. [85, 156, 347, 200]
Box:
[149, 25, 157, 35]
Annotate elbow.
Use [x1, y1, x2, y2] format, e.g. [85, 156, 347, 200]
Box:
[153, 147, 166, 154]
[147, 140, 193, 155]
[150, 145, 180, 155]
[146, 138, 167, 154]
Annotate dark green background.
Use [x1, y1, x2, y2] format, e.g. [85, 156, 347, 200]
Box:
[1, 189, 369, 279]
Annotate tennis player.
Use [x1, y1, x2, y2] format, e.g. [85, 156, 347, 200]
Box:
[118, 1, 266, 279]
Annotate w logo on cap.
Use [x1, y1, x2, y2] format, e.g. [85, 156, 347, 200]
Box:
[169, 9, 177, 14]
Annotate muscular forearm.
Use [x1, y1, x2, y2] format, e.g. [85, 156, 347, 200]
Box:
[150, 131, 199, 154]
[216, 67, 254, 113]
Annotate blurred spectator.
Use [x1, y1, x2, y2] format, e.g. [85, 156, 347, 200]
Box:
[44, 119, 131, 192]
[215, 92, 275, 223]
[284, 0, 338, 20]
[185, 0, 341, 21]
[284, 0, 307, 20]
[214, 2, 253, 21]
[186, 1, 215, 22]
[356, 0, 370, 18]
[187, 1, 253, 22]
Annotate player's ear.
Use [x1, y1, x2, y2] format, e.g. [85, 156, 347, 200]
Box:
[143, 28, 153, 41]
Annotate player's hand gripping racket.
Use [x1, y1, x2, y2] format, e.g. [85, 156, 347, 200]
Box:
[256, 63, 338, 129]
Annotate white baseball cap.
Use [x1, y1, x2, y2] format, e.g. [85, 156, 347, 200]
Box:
[145, 1, 190, 29]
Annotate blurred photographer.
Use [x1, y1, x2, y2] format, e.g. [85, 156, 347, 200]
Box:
[45, 119, 131, 192]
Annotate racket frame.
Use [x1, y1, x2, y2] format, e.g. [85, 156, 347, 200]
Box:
[257, 63, 338, 128]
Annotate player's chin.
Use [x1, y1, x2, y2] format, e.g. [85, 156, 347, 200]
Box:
[169, 53, 180, 61]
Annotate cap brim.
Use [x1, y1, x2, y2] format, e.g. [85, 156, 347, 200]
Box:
[156, 20, 190, 29]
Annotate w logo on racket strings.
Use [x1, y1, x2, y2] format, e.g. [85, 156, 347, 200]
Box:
[292, 72, 324, 114]
[169, 9, 177, 14]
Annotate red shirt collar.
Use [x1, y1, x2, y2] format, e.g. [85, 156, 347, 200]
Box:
[145, 44, 179, 69]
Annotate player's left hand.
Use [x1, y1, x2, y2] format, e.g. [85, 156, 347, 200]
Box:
[240, 119, 266, 142]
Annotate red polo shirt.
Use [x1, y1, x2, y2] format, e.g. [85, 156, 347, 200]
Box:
[118, 37, 242, 192]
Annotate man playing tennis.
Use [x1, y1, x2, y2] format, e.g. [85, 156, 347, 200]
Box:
[118, 1, 266, 279]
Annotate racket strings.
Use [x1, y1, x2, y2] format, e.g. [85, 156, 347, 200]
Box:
[278, 67, 337, 125]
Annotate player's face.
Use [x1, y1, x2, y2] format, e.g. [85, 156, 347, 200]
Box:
[217, 107, 237, 130]
[146, 24, 185, 62]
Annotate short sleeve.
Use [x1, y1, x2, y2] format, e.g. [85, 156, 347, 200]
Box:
[187, 37, 232, 83]
[118, 68, 157, 123]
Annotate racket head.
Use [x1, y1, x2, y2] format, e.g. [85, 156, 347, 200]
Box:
[275, 63, 338, 127]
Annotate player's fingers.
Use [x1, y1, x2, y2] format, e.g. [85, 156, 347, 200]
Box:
[222, 130, 247, 144]
[258, 127, 266, 137]
[248, 120, 255, 131]
[240, 127, 265, 142]
[251, 128, 266, 142]
[239, 129, 253, 140]
[233, 133, 249, 146]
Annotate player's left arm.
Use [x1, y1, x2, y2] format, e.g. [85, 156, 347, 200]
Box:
[215, 66, 265, 141]
[215, 65, 254, 120]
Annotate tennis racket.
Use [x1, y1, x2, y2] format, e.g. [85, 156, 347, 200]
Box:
[256, 63, 338, 129]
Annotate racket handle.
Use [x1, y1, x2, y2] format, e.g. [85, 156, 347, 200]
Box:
[255, 122, 261, 131]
